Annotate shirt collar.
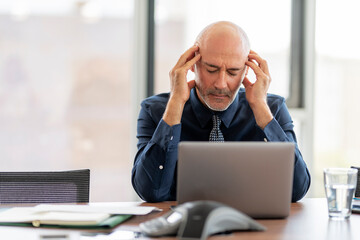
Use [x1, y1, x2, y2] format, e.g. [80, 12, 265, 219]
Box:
[190, 88, 239, 128]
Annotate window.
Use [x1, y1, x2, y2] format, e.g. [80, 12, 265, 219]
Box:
[154, 0, 292, 99]
[313, 0, 360, 196]
[0, 0, 134, 201]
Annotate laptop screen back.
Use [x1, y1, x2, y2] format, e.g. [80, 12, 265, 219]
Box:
[177, 142, 295, 219]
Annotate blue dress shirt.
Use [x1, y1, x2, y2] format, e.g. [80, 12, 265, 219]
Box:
[132, 88, 311, 202]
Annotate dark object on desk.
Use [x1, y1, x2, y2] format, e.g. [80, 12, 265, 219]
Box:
[352, 204, 360, 213]
[0, 169, 90, 204]
[140, 200, 265, 240]
[351, 166, 360, 197]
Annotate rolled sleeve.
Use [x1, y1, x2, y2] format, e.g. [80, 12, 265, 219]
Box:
[262, 118, 289, 142]
[150, 119, 181, 151]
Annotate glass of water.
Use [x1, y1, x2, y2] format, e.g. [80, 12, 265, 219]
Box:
[324, 168, 358, 220]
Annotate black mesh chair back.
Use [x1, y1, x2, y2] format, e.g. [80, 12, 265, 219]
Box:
[0, 169, 90, 204]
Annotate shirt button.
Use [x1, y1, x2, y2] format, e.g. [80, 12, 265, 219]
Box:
[264, 138, 268, 142]
[170, 136, 173, 141]
[159, 165, 164, 170]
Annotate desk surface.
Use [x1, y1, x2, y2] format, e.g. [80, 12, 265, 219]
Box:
[1, 198, 360, 240]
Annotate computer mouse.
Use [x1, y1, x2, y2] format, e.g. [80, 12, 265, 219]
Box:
[177, 200, 266, 240]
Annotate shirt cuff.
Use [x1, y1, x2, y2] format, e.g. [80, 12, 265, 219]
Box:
[262, 118, 288, 142]
[150, 119, 181, 151]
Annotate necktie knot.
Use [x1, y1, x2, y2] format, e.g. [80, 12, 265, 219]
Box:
[209, 115, 224, 142]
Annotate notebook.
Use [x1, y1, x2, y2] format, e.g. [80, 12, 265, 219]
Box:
[0, 204, 158, 229]
[177, 142, 295, 219]
[0, 207, 131, 229]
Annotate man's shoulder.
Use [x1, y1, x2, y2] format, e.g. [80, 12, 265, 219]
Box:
[141, 92, 170, 110]
[266, 92, 286, 105]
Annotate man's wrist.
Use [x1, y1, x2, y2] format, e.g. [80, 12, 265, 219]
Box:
[162, 96, 185, 126]
[250, 101, 273, 130]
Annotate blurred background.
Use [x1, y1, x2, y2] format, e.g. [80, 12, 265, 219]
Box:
[0, 0, 360, 201]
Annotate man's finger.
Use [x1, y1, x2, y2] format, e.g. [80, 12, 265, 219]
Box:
[245, 60, 271, 85]
[245, 60, 265, 77]
[249, 49, 257, 55]
[174, 45, 199, 69]
[248, 52, 269, 74]
[242, 77, 252, 88]
[183, 54, 201, 71]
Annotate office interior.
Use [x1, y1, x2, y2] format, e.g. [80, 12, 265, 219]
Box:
[0, 0, 359, 202]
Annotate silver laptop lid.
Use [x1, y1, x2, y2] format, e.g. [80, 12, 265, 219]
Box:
[177, 142, 295, 219]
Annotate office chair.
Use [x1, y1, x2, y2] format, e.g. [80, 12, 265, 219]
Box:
[0, 169, 90, 204]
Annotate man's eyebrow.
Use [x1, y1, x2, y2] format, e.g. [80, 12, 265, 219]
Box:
[227, 67, 241, 71]
[204, 62, 220, 69]
[203, 61, 242, 71]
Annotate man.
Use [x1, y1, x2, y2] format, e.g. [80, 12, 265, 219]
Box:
[132, 21, 311, 203]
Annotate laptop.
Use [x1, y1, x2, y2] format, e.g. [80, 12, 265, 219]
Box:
[177, 142, 295, 219]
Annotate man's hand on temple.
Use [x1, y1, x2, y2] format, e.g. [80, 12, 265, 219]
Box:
[168, 45, 201, 103]
[243, 50, 273, 129]
[163, 45, 201, 126]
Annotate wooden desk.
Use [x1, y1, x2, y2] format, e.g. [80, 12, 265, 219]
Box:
[1, 198, 360, 239]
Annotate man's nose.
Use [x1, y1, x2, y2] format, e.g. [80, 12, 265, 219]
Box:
[214, 70, 227, 89]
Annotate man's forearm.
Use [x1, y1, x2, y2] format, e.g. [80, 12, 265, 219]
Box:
[163, 96, 186, 126]
[249, 101, 273, 130]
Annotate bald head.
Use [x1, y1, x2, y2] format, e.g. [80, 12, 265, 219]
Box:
[195, 21, 250, 57]
[196, 21, 250, 55]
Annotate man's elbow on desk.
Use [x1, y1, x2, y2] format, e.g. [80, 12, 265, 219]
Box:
[291, 173, 311, 202]
[132, 175, 172, 203]
[133, 186, 171, 203]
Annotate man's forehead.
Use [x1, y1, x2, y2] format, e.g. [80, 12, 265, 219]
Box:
[199, 30, 246, 53]
[199, 45, 247, 59]
[199, 61, 244, 72]
[200, 54, 247, 68]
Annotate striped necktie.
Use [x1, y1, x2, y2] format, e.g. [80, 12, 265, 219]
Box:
[209, 115, 224, 142]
